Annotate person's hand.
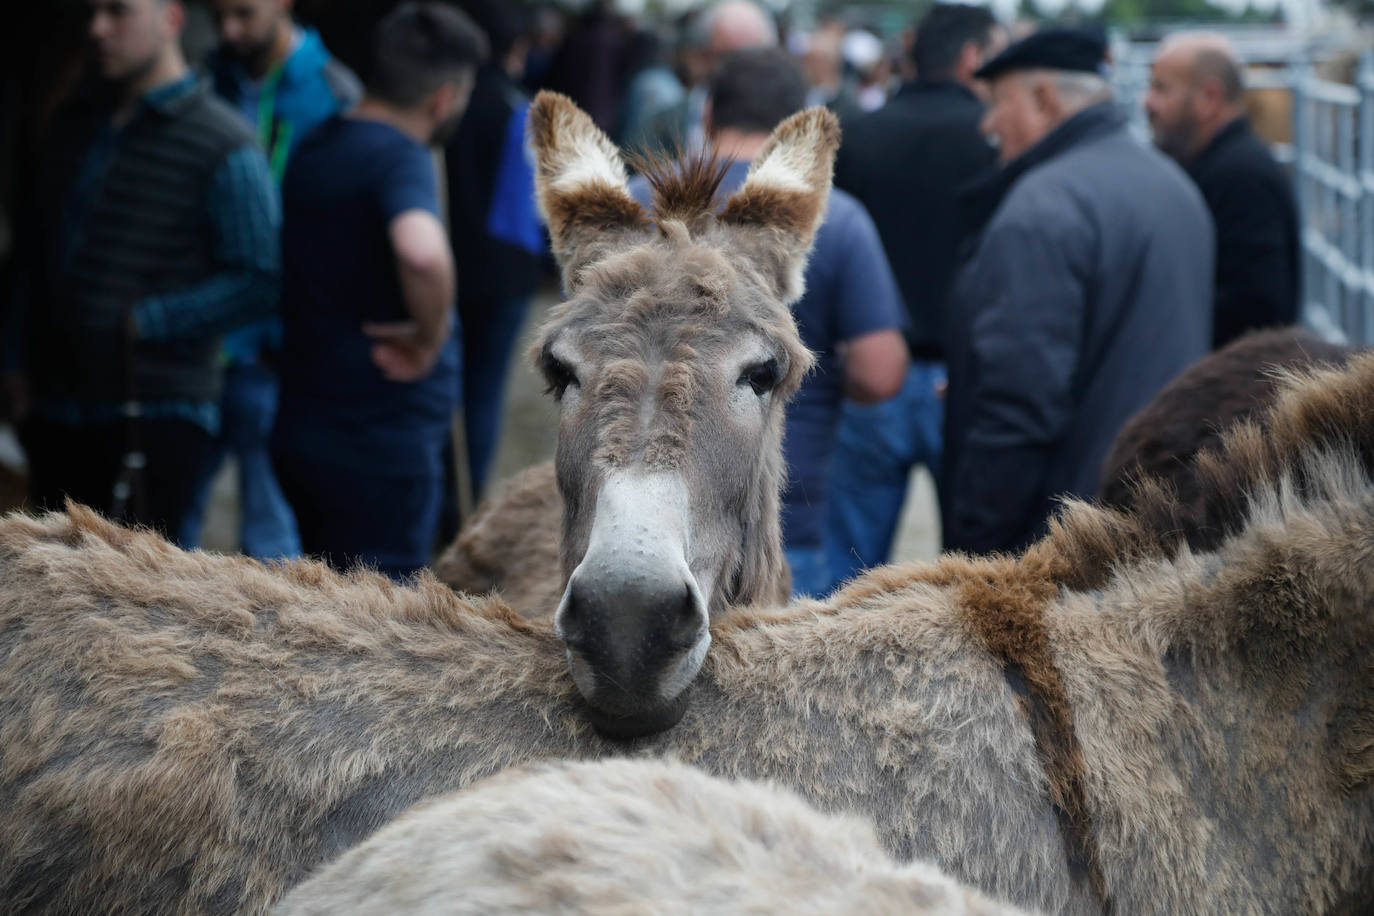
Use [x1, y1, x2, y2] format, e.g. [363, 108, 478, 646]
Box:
[363, 321, 442, 382]
[3, 371, 30, 422]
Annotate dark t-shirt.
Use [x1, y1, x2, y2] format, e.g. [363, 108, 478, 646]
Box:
[631, 160, 906, 548]
[275, 116, 459, 476]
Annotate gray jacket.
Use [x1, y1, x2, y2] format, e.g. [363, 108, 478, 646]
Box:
[943, 103, 1214, 553]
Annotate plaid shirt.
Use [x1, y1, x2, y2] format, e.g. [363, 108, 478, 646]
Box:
[33, 75, 281, 434]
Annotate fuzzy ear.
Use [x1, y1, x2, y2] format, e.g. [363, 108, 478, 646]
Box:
[527, 91, 650, 293]
[718, 107, 841, 304]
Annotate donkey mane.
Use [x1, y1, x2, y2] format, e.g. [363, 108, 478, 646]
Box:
[1042, 353, 1374, 591]
[629, 146, 733, 230]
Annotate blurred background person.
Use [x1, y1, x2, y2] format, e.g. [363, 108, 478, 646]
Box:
[444, 0, 546, 509]
[179, 0, 360, 559]
[827, 3, 1002, 583]
[943, 27, 1213, 554]
[5, 0, 279, 539]
[615, 24, 684, 152]
[1145, 31, 1300, 349]
[797, 18, 862, 124]
[842, 28, 890, 112]
[632, 48, 907, 596]
[271, 2, 486, 580]
[540, 0, 628, 134]
[520, 3, 565, 94]
[643, 0, 777, 155]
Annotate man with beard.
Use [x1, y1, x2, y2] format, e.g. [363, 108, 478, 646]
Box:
[179, 0, 361, 558]
[1145, 32, 1300, 349]
[3, 0, 279, 539]
[271, 3, 487, 580]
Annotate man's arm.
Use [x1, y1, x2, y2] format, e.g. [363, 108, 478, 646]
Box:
[131, 147, 281, 341]
[842, 329, 908, 403]
[832, 197, 910, 403]
[945, 216, 1087, 554]
[363, 209, 455, 382]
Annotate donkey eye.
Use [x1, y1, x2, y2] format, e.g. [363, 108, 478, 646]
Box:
[542, 354, 579, 399]
[739, 359, 780, 396]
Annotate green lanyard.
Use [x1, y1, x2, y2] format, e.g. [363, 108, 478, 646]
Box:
[257, 65, 293, 184]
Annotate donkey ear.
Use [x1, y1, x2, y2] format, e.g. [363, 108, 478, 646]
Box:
[528, 91, 650, 293]
[718, 107, 841, 304]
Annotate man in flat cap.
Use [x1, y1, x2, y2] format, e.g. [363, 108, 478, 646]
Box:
[1146, 32, 1300, 349]
[941, 26, 1214, 554]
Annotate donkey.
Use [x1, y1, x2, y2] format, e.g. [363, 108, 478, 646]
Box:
[273, 758, 1028, 916]
[438, 92, 834, 737]
[3, 353, 1374, 914]
[1099, 326, 1356, 514]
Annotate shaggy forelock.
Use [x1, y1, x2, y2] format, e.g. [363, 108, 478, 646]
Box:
[531, 225, 812, 473]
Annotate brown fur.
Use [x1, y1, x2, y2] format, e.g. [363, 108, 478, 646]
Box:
[630, 146, 731, 232]
[4, 354, 1374, 913]
[431, 464, 563, 615]
[1099, 327, 1357, 519]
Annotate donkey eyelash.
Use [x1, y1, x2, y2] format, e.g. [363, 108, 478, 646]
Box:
[541, 353, 579, 398]
[739, 358, 781, 396]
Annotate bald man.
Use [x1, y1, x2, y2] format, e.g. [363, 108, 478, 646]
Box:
[1145, 33, 1300, 349]
[706, 0, 778, 50]
[641, 0, 777, 154]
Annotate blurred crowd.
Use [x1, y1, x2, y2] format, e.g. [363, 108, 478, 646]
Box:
[0, 0, 1301, 594]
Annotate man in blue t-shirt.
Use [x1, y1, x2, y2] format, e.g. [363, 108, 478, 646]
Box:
[272, 4, 488, 580]
[632, 49, 908, 596]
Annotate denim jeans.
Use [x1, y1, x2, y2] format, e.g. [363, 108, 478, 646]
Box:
[180, 361, 301, 559]
[460, 295, 530, 499]
[273, 448, 442, 582]
[784, 544, 832, 598]
[826, 360, 945, 586]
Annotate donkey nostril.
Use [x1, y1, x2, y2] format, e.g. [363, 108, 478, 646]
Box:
[559, 580, 590, 649]
[668, 583, 702, 650]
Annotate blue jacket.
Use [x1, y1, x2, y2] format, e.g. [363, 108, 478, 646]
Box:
[207, 28, 360, 362]
[943, 103, 1214, 554]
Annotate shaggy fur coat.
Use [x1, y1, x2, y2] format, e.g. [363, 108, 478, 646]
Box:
[273, 758, 1029, 916]
[2, 356, 1374, 914]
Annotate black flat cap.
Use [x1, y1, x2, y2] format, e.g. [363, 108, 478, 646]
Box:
[974, 26, 1108, 81]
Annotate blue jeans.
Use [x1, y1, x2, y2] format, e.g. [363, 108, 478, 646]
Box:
[460, 295, 530, 498]
[273, 449, 442, 582]
[181, 361, 301, 560]
[826, 361, 945, 585]
[784, 544, 832, 598]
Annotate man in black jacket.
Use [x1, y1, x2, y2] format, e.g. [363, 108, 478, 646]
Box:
[446, 1, 545, 502]
[1145, 32, 1300, 349]
[826, 3, 1003, 583]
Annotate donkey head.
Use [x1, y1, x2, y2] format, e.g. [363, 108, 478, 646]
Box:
[528, 91, 837, 738]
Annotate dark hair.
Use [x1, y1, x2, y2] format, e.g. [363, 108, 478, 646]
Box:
[708, 48, 806, 135]
[367, 2, 489, 108]
[458, 0, 530, 62]
[912, 3, 996, 83]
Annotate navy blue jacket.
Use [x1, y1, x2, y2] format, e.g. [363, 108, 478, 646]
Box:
[835, 82, 996, 358]
[944, 103, 1214, 553]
